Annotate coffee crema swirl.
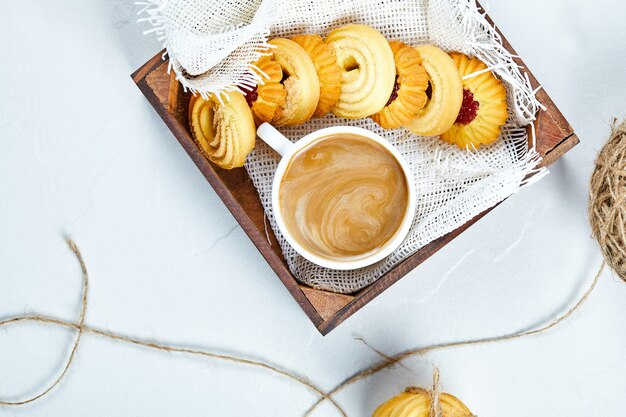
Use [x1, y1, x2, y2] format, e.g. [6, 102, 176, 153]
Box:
[279, 134, 409, 261]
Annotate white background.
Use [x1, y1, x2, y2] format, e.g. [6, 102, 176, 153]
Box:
[1, 1, 626, 416]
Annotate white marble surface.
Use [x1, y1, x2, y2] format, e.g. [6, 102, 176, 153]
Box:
[1, 1, 626, 416]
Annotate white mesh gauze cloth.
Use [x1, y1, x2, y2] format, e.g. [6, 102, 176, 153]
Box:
[140, 0, 546, 293]
[138, 0, 280, 95]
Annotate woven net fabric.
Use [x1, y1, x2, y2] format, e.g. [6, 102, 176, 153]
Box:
[138, 0, 280, 95]
[140, 0, 545, 293]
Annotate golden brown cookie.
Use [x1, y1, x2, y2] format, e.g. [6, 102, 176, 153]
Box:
[266, 38, 320, 126]
[371, 41, 429, 129]
[291, 34, 342, 118]
[406, 45, 464, 137]
[440, 53, 508, 149]
[246, 57, 287, 124]
[188, 91, 256, 169]
[372, 387, 473, 417]
[325, 24, 396, 119]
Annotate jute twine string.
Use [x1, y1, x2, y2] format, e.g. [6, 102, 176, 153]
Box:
[0, 239, 346, 416]
[429, 368, 441, 417]
[0, 240, 88, 406]
[0, 239, 605, 416]
[303, 260, 605, 416]
[590, 118, 626, 283]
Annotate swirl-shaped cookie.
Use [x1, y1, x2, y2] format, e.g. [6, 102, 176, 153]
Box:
[291, 34, 342, 118]
[325, 24, 396, 119]
[188, 91, 256, 169]
[371, 41, 429, 129]
[407, 45, 463, 137]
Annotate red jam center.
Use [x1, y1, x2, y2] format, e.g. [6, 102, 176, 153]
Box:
[425, 82, 432, 100]
[386, 77, 400, 106]
[244, 85, 258, 107]
[455, 89, 480, 125]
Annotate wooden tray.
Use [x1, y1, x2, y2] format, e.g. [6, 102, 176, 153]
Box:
[132, 11, 578, 335]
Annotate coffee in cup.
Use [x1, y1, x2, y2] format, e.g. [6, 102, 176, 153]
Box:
[279, 133, 409, 261]
[257, 123, 416, 270]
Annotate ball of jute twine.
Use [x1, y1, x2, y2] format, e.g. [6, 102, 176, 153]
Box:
[590, 118, 626, 283]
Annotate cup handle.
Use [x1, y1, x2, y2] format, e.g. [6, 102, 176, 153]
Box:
[257, 123, 295, 157]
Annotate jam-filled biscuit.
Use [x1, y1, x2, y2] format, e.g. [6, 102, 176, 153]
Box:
[246, 57, 287, 124]
[407, 45, 463, 137]
[440, 53, 508, 149]
[371, 41, 429, 129]
[265, 38, 320, 126]
[291, 34, 342, 118]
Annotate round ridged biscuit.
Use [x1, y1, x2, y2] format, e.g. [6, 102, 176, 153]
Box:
[188, 91, 255, 169]
[373, 389, 429, 417]
[371, 387, 473, 417]
[371, 41, 429, 129]
[440, 52, 508, 149]
[406, 45, 463, 136]
[217, 92, 255, 167]
[291, 34, 342, 118]
[372, 392, 413, 417]
[268, 38, 320, 126]
[189, 96, 213, 154]
[393, 393, 430, 417]
[325, 24, 396, 119]
[218, 113, 234, 164]
[439, 393, 473, 417]
[249, 56, 287, 123]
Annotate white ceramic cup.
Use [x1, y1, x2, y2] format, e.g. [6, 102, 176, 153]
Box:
[257, 122, 416, 270]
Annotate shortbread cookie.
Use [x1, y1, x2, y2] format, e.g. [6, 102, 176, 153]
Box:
[291, 34, 342, 118]
[189, 91, 255, 169]
[440, 53, 508, 149]
[407, 45, 463, 136]
[325, 24, 396, 119]
[372, 41, 429, 129]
